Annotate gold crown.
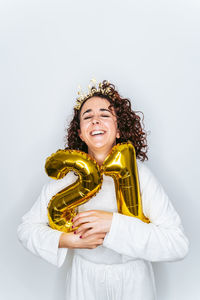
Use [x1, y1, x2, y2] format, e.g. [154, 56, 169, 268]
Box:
[74, 79, 113, 110]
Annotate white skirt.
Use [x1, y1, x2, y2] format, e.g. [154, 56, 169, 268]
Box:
[65, 254, 157, 300]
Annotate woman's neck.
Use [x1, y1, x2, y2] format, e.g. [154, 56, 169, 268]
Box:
[88, 148, 110, 165]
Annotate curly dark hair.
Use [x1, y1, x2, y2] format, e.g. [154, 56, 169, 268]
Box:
[64, 80, 148, 161]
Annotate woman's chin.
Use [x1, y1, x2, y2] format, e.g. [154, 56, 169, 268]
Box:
[90, 142, 107, 149]
[88, 140, 116, 152]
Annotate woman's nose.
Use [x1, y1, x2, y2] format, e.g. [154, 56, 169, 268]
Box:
[92, 117, 100, 125]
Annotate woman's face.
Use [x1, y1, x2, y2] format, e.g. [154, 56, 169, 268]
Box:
[78, 97, 120, 154]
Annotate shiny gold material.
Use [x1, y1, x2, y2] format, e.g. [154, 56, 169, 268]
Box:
[45, 142, 149, 234]
[102, 142, 150, 223]
[74, 79, 113, 110]
[45, 149, 102, 233]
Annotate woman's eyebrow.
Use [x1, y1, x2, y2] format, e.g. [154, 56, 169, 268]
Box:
[82, 108, 111, 116]
[82, 109, 92, 116]
[99, 108, 112, 113]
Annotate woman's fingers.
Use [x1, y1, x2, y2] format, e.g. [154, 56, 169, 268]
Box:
[73, 222, 92, 235]
[77, 232, 106, 249]
[73, 210, 113, 234]
[72, 210, 96, 223]
[65, 231, 106, 250]
[73, 216, 95, 228]
[74, 223, 104, 238]
[74, 225, 104, 240]
[80, 228, 105, 239]
[80, 228, 95, 238]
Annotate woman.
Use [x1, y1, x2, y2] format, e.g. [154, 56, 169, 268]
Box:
[17, 80, 189, 300]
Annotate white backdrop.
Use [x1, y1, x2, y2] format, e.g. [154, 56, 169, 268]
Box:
[1, 0, 199, 299]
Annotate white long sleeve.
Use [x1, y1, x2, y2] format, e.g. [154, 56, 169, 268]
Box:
[103, 162, 189, 262]
[17, 173, 77, 267]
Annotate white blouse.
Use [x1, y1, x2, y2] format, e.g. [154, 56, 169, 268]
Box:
[17, 160, 189, 268]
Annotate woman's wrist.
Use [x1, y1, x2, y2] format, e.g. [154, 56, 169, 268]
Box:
[59, 232, 74, 249]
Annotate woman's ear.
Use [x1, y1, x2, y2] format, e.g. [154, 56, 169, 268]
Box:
[78, 129, 84, 141]
[116, 129, 120, 139]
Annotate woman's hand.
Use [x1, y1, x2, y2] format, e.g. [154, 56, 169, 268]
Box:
[72, 210, 113, 239]
[59, 231, 106, 249]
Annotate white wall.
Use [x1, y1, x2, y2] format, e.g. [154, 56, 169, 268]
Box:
[1, 0, 199, 299]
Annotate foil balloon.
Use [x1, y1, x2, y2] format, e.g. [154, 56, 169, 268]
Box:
[102, 141, 149, 223]
[45, 149, 102, 233]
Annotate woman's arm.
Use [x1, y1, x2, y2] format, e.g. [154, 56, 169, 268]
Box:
[102, 163, 189, 262]
[17, 182, 68, 267]
[17, 173, 107, 267]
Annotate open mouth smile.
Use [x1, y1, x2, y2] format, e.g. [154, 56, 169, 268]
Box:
[90, 130, 106, 136]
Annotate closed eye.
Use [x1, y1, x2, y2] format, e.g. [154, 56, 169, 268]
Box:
[83, 116, 92, 120]
[83, 114, 110, 120]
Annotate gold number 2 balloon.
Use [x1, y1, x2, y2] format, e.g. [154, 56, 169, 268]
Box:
[102, 142, 149, 223]
[45, 149, 102, 233]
